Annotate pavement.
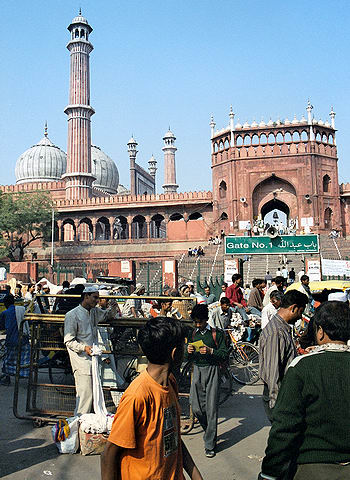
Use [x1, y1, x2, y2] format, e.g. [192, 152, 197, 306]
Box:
[0, 378, 270, 480]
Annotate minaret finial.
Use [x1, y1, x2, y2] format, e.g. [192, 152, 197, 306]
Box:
[44, 121, 48, 137]
[79, 7, 82, 15]
[329, 106, 336, 129]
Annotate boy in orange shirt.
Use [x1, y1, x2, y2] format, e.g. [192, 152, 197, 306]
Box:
[101, 317, 203, 480]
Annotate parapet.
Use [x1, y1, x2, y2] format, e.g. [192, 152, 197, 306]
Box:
[54, 190, 213, 208]
[0, 181, 65, 193]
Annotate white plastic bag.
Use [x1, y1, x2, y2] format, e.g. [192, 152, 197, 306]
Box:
[52, 416, 80, 454]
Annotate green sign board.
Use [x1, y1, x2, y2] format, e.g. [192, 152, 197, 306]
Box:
[225, 235, 319, 255]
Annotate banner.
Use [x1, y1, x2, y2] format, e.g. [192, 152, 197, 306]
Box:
[224, 259, 239, 285]
[305, 258, 321, 281]
[321, 258, 350, 278]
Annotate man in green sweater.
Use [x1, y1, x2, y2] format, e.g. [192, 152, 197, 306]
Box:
[187, 304, 228, 458]
[258, 301, 350, 480]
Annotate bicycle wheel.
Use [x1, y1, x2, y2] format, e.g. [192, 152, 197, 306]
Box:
[0, 338, 5, 360]
[229, 342, 259, 385]
[178, 361, 193, 394]
[178, 361, 194, 434]
[218, 365, 233, 405]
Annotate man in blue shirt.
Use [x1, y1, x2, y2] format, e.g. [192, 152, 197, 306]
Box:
[0, 294, 29, 385]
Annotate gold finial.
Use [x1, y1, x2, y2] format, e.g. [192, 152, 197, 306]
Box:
[44, 121, 48, 137]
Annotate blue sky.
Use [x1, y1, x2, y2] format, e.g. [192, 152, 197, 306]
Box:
[1, 0, 350, 192]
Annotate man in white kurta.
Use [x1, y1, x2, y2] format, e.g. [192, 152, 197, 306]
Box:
[64, 286, 117, 415]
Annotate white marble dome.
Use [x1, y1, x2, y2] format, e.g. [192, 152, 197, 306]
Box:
[71, 14, 89, 25]
[15, 134, 67, 184]
[91, 145, 119, 194]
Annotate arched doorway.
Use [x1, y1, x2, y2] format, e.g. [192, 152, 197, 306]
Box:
[261, 199, 290, 226]
[252, 175, 297, 226]
[324, 207, 332, 229]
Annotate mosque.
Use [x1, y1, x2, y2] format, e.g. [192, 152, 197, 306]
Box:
[3, 11, 350, 270]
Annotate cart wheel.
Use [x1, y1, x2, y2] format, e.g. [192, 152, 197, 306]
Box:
[33, 419, 47, 428]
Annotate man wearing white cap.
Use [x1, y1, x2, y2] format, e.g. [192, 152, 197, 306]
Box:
[328, 290, 350, 303]
[64, 285, 119, 415]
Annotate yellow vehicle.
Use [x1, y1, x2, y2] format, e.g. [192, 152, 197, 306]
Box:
[286, 280, 350, 304]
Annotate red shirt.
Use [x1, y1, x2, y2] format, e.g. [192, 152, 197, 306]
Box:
[225, 283, 247, 307]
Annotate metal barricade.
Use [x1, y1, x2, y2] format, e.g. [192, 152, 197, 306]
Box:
[13, 294, 194, 426]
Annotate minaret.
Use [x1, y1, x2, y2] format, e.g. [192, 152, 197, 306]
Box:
[162, 128, 178, 193]
[210, 115, 216, 154]
[127, 136, 138, 195]
[329, 106, 336, 129]
[210, 115, 216, 138]
[148, 154, 157, 179]
[229, 106, 235, 147]
[63, 11, 95, 200]
[306, 100, 315, 141]
[329, 107, 336, 145]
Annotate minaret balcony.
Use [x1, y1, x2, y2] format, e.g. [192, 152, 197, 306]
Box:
[64, 105, 95, 116]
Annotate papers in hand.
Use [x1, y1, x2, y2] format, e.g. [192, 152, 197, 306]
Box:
[189, 339, 205, 352]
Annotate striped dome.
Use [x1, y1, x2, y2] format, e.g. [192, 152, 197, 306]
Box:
[91, 145, 119, 194]
[15, 134, 67, 184]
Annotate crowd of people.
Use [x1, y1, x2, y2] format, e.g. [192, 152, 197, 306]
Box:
[1, 269, 350, 480]
[188, 246, 205, 257]
[208, 230, 226, 245]
[245, 218, 299, 237]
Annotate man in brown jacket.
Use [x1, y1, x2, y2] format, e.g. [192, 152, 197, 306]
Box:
[248, 279, 266, 313]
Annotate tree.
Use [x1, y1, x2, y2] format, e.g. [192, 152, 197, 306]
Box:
[0, 191, 54, 261]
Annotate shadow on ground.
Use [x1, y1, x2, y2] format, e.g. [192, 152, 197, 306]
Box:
[182, 380, 269, 454]
[216, 390, 269, 453]
[0, 381, 59, 477]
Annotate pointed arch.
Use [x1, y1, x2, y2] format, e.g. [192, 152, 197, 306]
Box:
[276, 132, 283, 143]
[113, 216, 128, 240]
[131, 215, 146, 239]
[96, 217, 111, 240]
[189, 212, 203, 220]
[78, 218, 93, 241]
[324, 207, 332, 229]
[260, 134, 267, 144]
[301, 130, 308, 141]
[236, 136, 243, 146]
[62, 219, 75, 242]
[150, 214, 166, 239]
[285, 132, 292, 143]
[252, 175, 297, 220]
[323, 174, 331, 193]
[252, 134, 259, 145]
[219, 180, 227, 199]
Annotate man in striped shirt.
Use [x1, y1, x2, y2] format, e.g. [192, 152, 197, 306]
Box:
[259, 290, 308, 422]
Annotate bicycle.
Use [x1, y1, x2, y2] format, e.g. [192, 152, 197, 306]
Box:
[0, 337, 5, 360]
[225, 329, 260, 385]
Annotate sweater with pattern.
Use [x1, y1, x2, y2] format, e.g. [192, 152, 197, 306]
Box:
[188, 327, 228, 367]
[261, 344, 350, 478]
